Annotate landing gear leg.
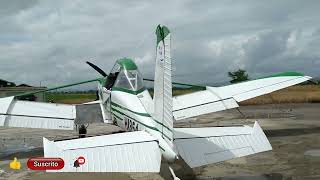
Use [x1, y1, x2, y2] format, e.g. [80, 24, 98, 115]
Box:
[169, 166, 180, 180]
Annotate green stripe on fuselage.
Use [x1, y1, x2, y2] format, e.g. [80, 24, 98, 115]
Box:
[111, 112, 170, 148]
[111, 102, 150, 117]
[111, 107, 172, 141]
[112, 111, 123, 121]
[111, 102, 173, 132]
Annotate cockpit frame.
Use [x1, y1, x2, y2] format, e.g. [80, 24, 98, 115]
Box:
[105, 58, 145, 94]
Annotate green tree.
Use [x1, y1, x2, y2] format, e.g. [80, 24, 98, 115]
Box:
[228, 69, 249, 83]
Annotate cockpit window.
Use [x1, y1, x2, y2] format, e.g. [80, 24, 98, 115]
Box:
[110, 63, 121, 74]
[113, 69, 144, 91]
[105, 63, 121, 90]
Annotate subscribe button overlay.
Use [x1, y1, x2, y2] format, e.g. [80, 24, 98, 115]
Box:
[27, 158, 64, 170]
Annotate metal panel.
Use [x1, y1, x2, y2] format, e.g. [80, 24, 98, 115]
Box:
[0, 96, 14, 125]
[10, 100, 75, 119]
[172, 75, 311, 121]
[75, 103, 103, 124]
[153, 31, 174, 145]
[5, 115, 74, 130]
[174, 121, 272, 168]
[174, 125, 252, 138]
[173, 96, 238, 120]
[173, 90, 222, 111]
[138, 89, 154, 115]
[209, 76, 312, 102]
[0, 96, 14, 113]
[43, 131, 161, 172]
[0, 98, 75, 130]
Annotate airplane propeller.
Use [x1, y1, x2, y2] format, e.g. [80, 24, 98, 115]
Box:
[86, 61, 108, 77]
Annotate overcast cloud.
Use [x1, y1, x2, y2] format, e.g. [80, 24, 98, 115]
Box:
[0, 0, 319, 89]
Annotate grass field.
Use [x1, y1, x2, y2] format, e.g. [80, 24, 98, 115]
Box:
[46, 85, 320, 105]
[240, 85, 320, 105]
[46, 92, 97, 104]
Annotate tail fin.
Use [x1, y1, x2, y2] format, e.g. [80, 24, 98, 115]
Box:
[153, 25, 174, 146]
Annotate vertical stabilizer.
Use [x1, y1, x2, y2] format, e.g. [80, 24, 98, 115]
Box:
[153, 25, 173, 146]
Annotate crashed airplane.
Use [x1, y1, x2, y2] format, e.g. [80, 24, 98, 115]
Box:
[0, 25, 312, 179]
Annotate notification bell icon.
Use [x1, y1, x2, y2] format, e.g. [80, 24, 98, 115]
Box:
[77, 156, 85, 165]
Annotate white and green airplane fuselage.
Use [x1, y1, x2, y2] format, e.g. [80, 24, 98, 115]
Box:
[95, 25, 177, 163]
[105, 88, 178, 162]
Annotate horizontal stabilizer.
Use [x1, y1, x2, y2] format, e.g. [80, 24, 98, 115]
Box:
[174, 121, 272, 168]
[43, 131, 162, 172]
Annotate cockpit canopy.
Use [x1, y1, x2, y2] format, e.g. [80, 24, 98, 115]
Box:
[106, 58, 144, 92]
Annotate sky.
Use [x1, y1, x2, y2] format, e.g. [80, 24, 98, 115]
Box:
[0, 0, 319, 89]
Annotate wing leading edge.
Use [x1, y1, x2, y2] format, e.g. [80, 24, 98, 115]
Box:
[173, 73, 311, 120]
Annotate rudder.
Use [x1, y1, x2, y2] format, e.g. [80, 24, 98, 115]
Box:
[153, 25, 174, 146]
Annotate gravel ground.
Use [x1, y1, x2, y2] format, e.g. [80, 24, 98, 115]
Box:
[0, 103, 319, 180]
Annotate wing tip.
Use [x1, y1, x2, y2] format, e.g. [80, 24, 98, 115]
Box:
[262, 71, 306, 79]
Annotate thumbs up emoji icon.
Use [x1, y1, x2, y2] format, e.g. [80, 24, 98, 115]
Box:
[10, 157, 21, 170]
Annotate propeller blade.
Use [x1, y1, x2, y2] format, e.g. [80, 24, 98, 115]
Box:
[86, 61, 108, 77]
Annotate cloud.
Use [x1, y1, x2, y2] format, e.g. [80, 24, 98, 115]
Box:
[0, 0, 319, 89]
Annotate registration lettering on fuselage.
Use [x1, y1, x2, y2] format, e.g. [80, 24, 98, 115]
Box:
[124, 117, 138, 131]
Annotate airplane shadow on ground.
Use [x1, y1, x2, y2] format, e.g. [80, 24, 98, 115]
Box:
[162, 130, 242, 180]
[265, 127, 320, 137]
[159, 159, 197, 180]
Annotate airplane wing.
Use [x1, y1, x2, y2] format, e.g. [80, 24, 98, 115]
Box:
[173, 72, 311, 120]
[174, 121, 271, 168]
[0, 77, 108, 130]
[44, 131, 162, 172]
[0, 96, 75, 130]
[0, 96, 107, 130]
